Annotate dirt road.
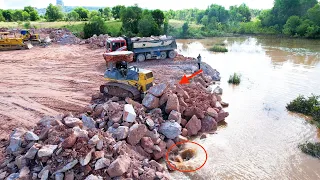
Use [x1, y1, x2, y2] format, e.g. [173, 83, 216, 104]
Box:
[0, 45, 106, 137]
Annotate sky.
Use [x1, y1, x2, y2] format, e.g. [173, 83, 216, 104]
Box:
[0, 0, 274, 10]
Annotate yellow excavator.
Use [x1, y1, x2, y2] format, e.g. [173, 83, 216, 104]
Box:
[100, 51, 154, 101]
[0, 32, 33, 51]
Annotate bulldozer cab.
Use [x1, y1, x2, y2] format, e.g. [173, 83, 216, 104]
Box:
[106, 38, 127, 52]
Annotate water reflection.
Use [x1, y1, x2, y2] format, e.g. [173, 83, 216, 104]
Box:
[173, 37, 320, 180]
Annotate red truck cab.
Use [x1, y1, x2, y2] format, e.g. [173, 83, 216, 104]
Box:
[106, 37, 127, 52]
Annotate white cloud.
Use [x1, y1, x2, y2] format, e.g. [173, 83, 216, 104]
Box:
[2, 0, 274, 10]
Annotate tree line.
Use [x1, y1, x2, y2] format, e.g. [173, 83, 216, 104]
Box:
[1, 1, 320, 39]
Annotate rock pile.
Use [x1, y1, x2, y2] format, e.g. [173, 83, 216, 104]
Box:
[0, 75, 229, 179]
[49, 29, 81, 45]
[85, 34, 109, 49]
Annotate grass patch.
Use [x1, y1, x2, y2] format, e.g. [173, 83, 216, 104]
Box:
[208, 45, 228, 52]
[286, 94, 320, 125]
[299, 142, 320, 159]
[228, 73, 241, 84]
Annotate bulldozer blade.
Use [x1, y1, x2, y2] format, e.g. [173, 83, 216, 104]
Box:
[25, 43, 33, 49]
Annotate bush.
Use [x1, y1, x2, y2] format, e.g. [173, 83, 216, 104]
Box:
[23, 21, 31, 29]
[299, 142, 320, 158]
[228, 73, 241, 84]
[209, 45, 228, 52]
[83, 16, 108, 39]
[286, 94, 320, 125]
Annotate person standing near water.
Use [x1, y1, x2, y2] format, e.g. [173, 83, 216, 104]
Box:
[197, 54, 202, 69]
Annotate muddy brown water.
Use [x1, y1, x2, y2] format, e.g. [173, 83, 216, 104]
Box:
[172, 37, 320, 180]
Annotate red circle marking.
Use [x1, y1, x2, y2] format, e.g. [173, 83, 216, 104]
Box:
[165, 140, 208, 173]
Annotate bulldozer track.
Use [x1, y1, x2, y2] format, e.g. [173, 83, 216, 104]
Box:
[100, 82, 141, 101]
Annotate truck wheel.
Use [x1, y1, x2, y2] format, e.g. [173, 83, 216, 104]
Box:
[137, 54, 146, 62]
[160, 51, 167, 59]
[168, 50, 177, 59]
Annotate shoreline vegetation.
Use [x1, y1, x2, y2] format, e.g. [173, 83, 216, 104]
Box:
[1, 1, 320, 39]
[286, 95, 320, 158]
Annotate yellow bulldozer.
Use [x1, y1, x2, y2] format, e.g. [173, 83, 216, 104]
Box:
[0, 32, 33, 51]
[100, 51, 154, 101]
[20, 29, 41, 44]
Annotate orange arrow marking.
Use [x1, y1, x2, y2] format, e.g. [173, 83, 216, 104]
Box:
[179, 69, 203, 84]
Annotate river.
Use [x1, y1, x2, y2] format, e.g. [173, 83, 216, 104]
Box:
[172, 37, 320, 180]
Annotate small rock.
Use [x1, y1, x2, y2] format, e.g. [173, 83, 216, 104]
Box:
[25, 144, 40, 159]
[25, 131, 39, 141]
[181, 128, 188, 137]
[40, 170, 49, 180]
[221, 101, 229, 107]
[180, 119, 187, 127]
[123, 104, 136, 123]
[7, 128, 26, 153]
[200, 133, 208, 139]
[19, 166, 30, 179]
[185, 115, 202, 136]
[72, 126, 88, 138]
[0, 172, 7, 179]
[159, 121, 181, 139]
[92, 104, 103, 118]
[113, 126, 129, 141]
[141, 137, 154, 149]
[95, 158, 110, 170]
[112, 123, 120, 128]
[64, 117, 83, 128]
[107, 155, 131, 178]
[93, 151, 105, 160]
[84, 175, 103, 180]
[142, 94, 160, 109]
[38, 145, 58, 158]
[168, 110, 181, 124]
[88, 135, 100, 145]
[216, 110, 229, 123]
[206, 108, 218, 119]
[200, 115, 218, 132]
[96, 140, 103, 150]
[14, 155, 27, 169]
[54, 159, 78, 174]
[127, 124, 147, 146]
[6, 173, 20, 180]
[38, 165, 50, 178]
[165, 94, 180, 114]
[145, 118, 155, 130]
[64, 170, 75, 180]
[152, 140, 167, 160]
[55, 173, 64, 180]
[213, 86, 223, 94]
[80, 150, 93, 166]
[148, 83, 168, 97]
[159, 92, 170, 106]
[62, 133, 77, 149]
[81, 114, 96, 129]
[149, 160, 164, 171]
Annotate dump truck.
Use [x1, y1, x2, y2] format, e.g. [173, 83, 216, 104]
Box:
[105, 35, 177, 62]
[0, 32, 33, 51]
[100, 51, 154, 100]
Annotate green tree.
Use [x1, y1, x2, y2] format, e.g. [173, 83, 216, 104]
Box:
[138, 13, 159, 36]
[151, 9, 165, 27]
[22, 11, 30, 21]
[45, 3, 63, 22]
[120, 5, 142, 35]
[83, 15, 108, 38]
[307, 3, 320, 26]
[296, 19, 314, 36]
[74, 7, 89, 20]
[12, 10, 23, 21]
[89, 10, 101, 19]
[112, 5, 125, 20]
[0, 10, 5, 22]
[206, 4, 229, 23]
[2, 10, 13, 21]
[272, 0, 300, 25]
[29, 11, 39, 21]
[67, 11, 80, 22]
[283, 16, 302, 35]
[182, 22, 189, 37]
[103, 7, 112, 20]
[24, 6, 39, 21]
[299, 0, 318, 16]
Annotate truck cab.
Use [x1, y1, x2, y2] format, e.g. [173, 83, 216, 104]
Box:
[106, 37, 127, 52]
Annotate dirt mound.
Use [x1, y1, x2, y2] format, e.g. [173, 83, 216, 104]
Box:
[48, 29, 81, 45]
[85, 34, 109, 49]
